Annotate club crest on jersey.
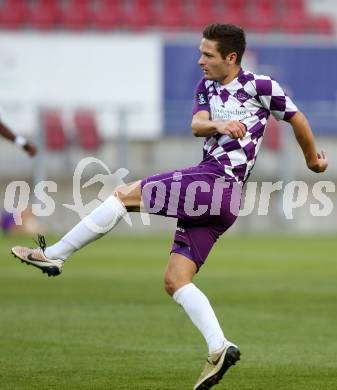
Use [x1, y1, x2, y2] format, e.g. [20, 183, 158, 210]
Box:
[233, 89, 251, 103]
[197, 92, 208, 105]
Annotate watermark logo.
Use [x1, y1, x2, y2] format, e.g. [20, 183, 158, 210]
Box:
[2, 157, 336, 229]
[63, 157, 132, 232]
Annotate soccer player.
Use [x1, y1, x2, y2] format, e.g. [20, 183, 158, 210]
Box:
[0, 118, 37, 156]
[11, 24, 328, 389]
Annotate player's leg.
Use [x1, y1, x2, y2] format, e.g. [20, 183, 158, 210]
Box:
[164, 253, 229, 353]
[166, 223, 240, 389]
[44, 180, 142, 258]
[11, 181, 142, 276]
[34, 163, 206, 271]
[165, 253, 240, 390]
[10, 162, 205, 276]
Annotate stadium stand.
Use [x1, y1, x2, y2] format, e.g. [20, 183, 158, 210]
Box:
[0, 0, 28, 29]
[41, 110, 100, 151]
[122, 0, 156, 30]
[58, 0, 91, 31]
[91, 0, 123, 30]
[184, 0, 217, 31]
[42, 111, 68, 151]
[218, 0, 250, 27]
[246, 0, 280, 33]
[153, 0, 185, 30]
[0, 0, 334, 34]
[28, 0, 59, 30]
[73, 110, 101, 151]
[279, 0, 333, 34]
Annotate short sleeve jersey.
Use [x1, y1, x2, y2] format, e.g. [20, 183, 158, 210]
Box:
[193, 68, 298, 182]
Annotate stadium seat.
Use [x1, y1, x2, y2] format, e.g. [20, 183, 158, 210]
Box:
[307, 15, 334, 35]
[74, 110, 101, 151]
[218, 0, 250, 28]
[248, 0, 280, 33]
[184, 0, 216, 31]
[91, 0, 123, 30]
[280, 0, 306, 18]
[279, 0, 308, 33]
[59, 0, 91, 30]
[0, 0, 28, 29]
[42, 111, 68, 151]
[154, 0, 185, 30]
[278, 0, 334, 34]
[122, 0, 155, 30]
[28, 0, 59, 30]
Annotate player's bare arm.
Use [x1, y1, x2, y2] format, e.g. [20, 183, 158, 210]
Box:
[288, 111, 328, 173]
[191, 110, 246, 139]
[0, 120, 37, 157]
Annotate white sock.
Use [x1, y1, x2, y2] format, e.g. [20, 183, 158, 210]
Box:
[173, 283, 228, 354]
[45, 195, 127, 261]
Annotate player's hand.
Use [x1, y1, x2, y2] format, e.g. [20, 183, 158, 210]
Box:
[215, 120, 247, 139]
[307, 150, 328, 173]
[23, 142, 37, 157]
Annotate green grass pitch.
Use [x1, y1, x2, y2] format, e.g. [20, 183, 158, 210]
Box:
[0, 233, 337, 389]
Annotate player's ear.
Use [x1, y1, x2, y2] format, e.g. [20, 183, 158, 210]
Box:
[226, 52, 237, 64]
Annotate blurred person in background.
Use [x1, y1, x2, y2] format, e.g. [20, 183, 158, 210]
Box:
[0, 118, 36, 157]
[0, 116, 36, 234]
[0, 115, 37, 234]
[0, 210, 15, 234]
[11, 23, 328, 390]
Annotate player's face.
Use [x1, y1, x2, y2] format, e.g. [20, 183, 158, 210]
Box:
[198, 38, 234, 82]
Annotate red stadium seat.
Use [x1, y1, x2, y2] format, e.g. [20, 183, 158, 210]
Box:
[279, 0, 334, 34]
[122, 0, 155, 31]
[59, 0, 90, 30]
[248, 0, 280, 33]
[0, 0, 28, 29]
[42, 111, 68, 151]
[307, 15, 334, 35]
[279, 0, 308, 34]
[91, 0, 123, 30]
[218, 0, 250, 28]
[184, 0, 216, 31]
[28, 0, 59, 30]
[74, 110, 101, 151]
[154, 0, 185, 30]
[281, 0, 306, 18]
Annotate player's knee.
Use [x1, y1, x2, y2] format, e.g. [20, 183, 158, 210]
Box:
[163, 274, 176, 296]
[113, 182, 141, 208]
[163, 271, 187, 296]
[113, 184, 128, 202]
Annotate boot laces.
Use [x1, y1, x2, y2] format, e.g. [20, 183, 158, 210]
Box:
[34, 234, 47, 252]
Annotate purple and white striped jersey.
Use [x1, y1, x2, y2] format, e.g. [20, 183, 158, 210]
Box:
[193, 68, 298, 182]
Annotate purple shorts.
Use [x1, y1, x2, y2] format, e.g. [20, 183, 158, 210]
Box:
[140, 162, 242, 270]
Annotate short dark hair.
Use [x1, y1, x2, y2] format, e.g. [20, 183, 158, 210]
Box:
[203, 23, 246, 64]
